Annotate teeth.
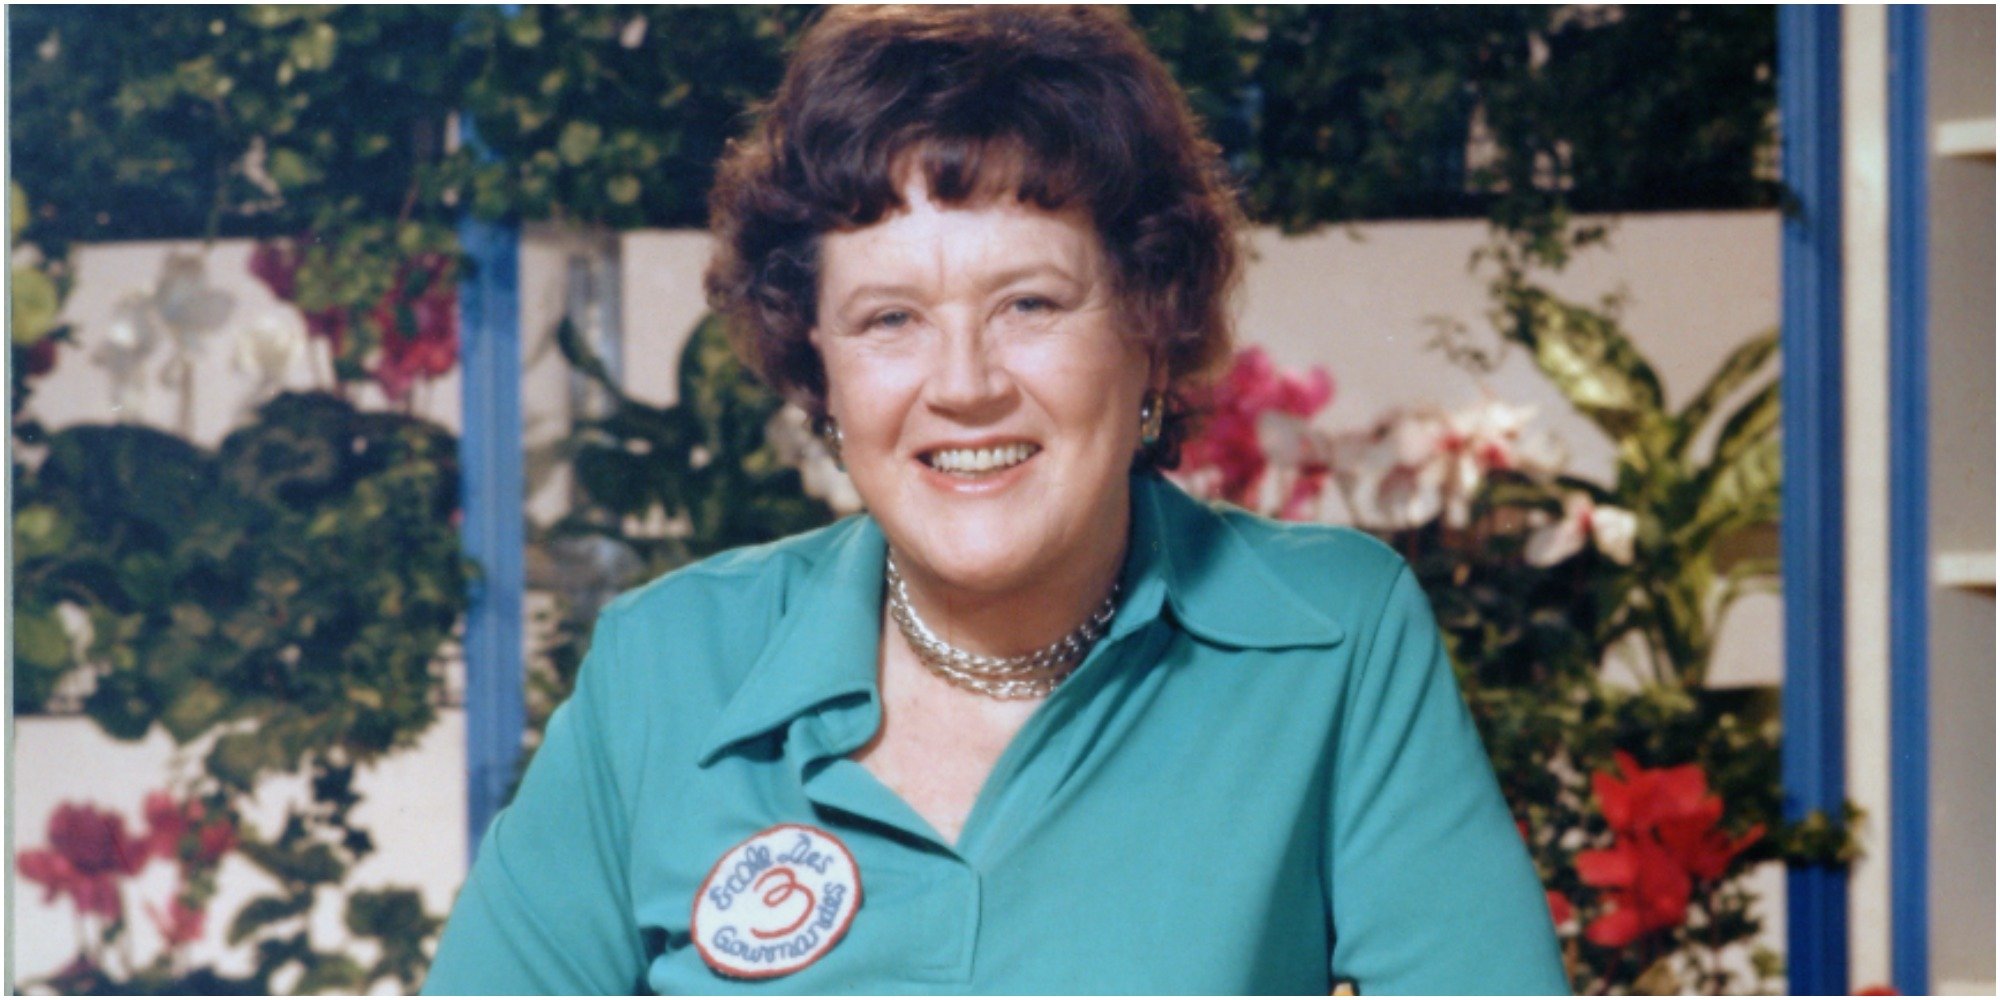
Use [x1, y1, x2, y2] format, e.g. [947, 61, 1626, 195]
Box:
[926, 443, 1038, 474]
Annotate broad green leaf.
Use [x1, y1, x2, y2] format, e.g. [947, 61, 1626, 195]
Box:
[13, 503, 74, 559]
[1709, 379, 1779, 471]
[1509, 290, 1665, 440]
[295, 955, 367, 995]
[266, 146, 317, 189]
[210, 730, 286, 789]
[286, 21, 339, 74]
[160, 681, 229, 743]
[13, 604, 73, 669]
[9, 181, 29, 243]
[1675, 329, 1778, 456]
[238, 838, 347, 886]
[557, 121, 602, 166]
[1687, 434, 1781, 549]
[504, 10, 544, 47]
[227, 892, 313, 944]
[11, 266, 60, 343]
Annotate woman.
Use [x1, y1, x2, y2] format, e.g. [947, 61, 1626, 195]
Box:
[425, 7, 1566, 995]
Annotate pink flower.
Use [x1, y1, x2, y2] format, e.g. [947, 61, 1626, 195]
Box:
[47, 802, 147, 879]
[1178, 347, 1334, 511]
[372, 253, 459, 400]
[147, 896, 207, 947]
[143, 790, 237, 867]
[1525, 492, 1638, 567]
[250, 236, 349, 351]
[16, 803, 147, 920]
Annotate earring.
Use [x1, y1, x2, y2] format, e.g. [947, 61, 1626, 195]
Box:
[1139, 392, 1164, 447]
[813, 414, 845, 470]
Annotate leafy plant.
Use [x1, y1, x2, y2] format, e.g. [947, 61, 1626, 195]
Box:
[12, 392, 470, 993]
[525, 313, 841, 734]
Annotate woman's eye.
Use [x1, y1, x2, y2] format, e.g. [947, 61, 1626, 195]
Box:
[1009, 296, 1056, 316]
[868, 310, 912, 330]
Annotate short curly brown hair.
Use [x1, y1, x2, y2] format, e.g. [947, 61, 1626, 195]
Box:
[704, 5, 1243, 468]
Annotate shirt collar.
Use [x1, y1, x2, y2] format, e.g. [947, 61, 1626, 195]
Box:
[695, 472, 1343, 765]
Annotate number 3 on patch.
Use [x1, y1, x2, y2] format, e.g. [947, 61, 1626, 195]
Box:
[692, 824, 862, 980]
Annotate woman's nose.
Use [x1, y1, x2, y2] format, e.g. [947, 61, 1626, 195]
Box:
[921, 321, 1014, 417]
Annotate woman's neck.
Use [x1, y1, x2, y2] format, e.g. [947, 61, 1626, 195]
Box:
[886, 509, 1130, 661]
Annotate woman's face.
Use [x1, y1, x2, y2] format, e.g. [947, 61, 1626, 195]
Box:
[811, 179, 1155, 598]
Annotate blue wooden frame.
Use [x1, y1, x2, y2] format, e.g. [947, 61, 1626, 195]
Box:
[1777, 6, 1848, 994]
[1886, 6, 1931, 992]
[457, 212, 525, 861]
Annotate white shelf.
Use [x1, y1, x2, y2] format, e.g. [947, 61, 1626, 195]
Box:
[1933, 550, 1996, 591]
[1935, 117, 1996, 159]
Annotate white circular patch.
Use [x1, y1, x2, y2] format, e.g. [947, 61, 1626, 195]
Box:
[691, 823, 862, 980]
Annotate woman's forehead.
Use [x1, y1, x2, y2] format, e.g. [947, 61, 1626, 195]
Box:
[819, 180, 1105, 296]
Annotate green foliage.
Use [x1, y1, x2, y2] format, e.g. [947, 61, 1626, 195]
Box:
[9, 6, 466, 246]
[1136, 6, 1778, 237]
[1488, 284, 1781, 688]
[12, 393, 462, 993]
[9, 181, 72, 420]
[14, 393, 471, 780]
[452, 6, 812, 227]
[12, 6, 1776, 251]
[1377, 262, 1851, 991]
[529, 313, 837, 729]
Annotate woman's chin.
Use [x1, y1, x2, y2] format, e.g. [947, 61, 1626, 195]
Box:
[896, 534, 1049, 598]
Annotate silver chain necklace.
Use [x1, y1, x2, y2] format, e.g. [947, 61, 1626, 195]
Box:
[884, 551, 1120, 700]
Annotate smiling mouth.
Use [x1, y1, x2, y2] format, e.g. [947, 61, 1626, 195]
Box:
[920, 443, 1041, 476]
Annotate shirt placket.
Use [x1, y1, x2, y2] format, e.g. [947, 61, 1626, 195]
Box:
[790, 699, 984, 985]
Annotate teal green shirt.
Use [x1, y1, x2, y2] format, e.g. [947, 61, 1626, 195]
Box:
[424, 474, 1567, 995]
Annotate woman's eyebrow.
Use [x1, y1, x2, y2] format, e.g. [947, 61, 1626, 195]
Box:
[978, 262, 1086, 293]
[829, 282, 926, 313]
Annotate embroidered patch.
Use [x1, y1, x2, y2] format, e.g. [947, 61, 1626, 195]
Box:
[691, 823, 862, 980]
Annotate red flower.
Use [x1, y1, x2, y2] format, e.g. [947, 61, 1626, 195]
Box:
[16, 803, 147, 920]
[1576, 753, 1764, 949]
[372, 253, 459, 400]
[1576, 836, 1691, 947]
[249, 239, 302, 302]
[24, 336, 59, 377]
[143, 791, 237, 867]
[196, 818, 239, 864]
[1546, 889, 1574, 927]
[143, 790, 189, 859]
[48, 802, 147, 878]
[147, 896, 208, 947]
[1179, 347, 1334, 507]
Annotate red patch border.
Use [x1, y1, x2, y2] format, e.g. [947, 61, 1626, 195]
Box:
[690, 822, 864, 981]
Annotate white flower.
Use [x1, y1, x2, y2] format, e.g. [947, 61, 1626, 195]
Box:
[94, 290, 163, 413]
[151, 252, 235, 350]
[1588, 504, 1638, 565]
[234, 307, 307, 388]
[1525, 492, 1638, 567]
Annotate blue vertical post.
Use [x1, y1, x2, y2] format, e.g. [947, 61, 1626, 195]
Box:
[458, 209, 524, 860]
[1777, 6, 1848, 994]
[1886, 6, 1930, 993]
